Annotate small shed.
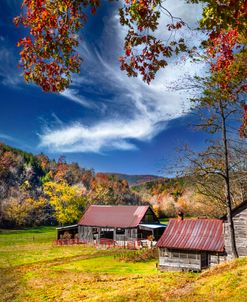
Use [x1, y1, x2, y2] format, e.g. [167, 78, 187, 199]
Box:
[56, 224, 78, 240]
[157, 219, 226, 272]
[78, 205, 166, 243]
[223, 200, 247, 258]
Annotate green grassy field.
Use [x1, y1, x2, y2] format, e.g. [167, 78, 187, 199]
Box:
[0, 227, 246, 302]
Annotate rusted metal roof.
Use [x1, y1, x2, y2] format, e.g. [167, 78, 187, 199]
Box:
[157, 219, 224, 252]
[78, 205, 150, 228]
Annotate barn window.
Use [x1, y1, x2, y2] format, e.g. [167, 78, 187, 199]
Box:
[92, 228, 98, 234]
[189, 253, 197, 259]
[116, 228, 125, 235]
[160, 249, 169, 257]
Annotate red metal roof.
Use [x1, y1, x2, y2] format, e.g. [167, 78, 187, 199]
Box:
[157, 219, 224, 252]
[78, 205, 150, 228]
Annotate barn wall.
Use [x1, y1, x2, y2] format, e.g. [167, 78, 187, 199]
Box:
[140, 208, 159, 224]
[115, 228, 138, 241]
[209, 253, 227, 267]
[78, 226, 94, 242]
[224, 203, 247, 258]
[158, 248, 226, 272]
[158, 248, 201, 272]
[78, 226, 139, 242]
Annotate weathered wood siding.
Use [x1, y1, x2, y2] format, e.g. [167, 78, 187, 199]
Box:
[78, 226, 138, 242]
[224, 203, 247, 258]
[159, 248, 201, 272]
[158, 248, 226, 272]
[78, 226, 94, 242]
[140, 208, 159, 224]
[208, 253, 227, 267]
[115, 228, 137, 241]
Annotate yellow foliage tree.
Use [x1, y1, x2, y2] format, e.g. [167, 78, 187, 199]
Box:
[43, 181, 87, 225]
[4, 197, 33, 226]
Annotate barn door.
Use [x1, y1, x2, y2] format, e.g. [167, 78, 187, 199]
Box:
[201, 252, 209, 269]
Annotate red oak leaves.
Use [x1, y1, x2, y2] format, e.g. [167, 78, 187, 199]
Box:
[15, 0, 187, 91]
[14, 0, 88, 92]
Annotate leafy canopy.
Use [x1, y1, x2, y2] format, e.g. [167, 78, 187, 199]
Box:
[14, 0, 189, 92]
[14, 0, 246, 91]
[14, 0, 247, 133]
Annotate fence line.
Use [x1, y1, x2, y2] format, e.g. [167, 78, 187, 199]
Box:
[54, 238, 155, 249]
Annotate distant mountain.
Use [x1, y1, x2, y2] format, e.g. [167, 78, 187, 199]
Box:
[104, 173, 164, 186]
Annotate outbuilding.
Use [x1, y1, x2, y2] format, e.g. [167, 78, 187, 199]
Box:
[56, 224, 78, 240]
[78, 205, 166, 244]
[157, 218, 226, 272]
[223, 200, 247, 258]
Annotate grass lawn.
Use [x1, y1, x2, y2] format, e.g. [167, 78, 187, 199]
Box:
[53, 255, 158, 275]
[0, 227, 246, 302]
[159, 218, 169, 224]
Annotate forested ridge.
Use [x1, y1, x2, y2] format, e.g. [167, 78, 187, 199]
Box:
[132, 177, 223, 218]
[1, 142, 246, 227]
[104, 173, 164, 186]
[0, 143, 140, 227]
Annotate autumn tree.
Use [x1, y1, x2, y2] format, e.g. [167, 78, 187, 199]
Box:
[14, 1, 246, 135]
[2, 191, 49, 227]
[197, 0, 247, 134]
[180, 69, 247, 257]
[43, 181, 88, 225]
[194, 4, 246, 252]
[13, 1, 245, 87]
[181, 141, 247, 207]
[1, 143, 146, 226]
[3, 196, 33, 226]
[13, 0, 195, 92]
[204, 29, 247, 136]
[89, 173, 140, 205]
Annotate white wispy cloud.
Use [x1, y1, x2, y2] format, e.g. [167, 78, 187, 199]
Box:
[40, 0, 205, 153]
[0, 48, 22, 87]
[0, 133, 16, 141]
[60, 89, 95, 108]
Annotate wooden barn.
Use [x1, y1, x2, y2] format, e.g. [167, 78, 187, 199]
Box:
[78, 205, 166, 244]
[224, 200, 247, 258]
[157, 218, 226, 272]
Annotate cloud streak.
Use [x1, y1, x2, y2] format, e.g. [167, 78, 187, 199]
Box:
[0, 47, 23, 87]
[60, 89, 96, 108]
[40, 1, 205, 153]
[0, 133, 16, 142]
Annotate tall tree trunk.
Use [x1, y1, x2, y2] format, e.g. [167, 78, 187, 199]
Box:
[219, 100, 238, 258]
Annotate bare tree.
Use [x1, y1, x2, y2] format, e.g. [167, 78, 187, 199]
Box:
[173, 71, 247, 258]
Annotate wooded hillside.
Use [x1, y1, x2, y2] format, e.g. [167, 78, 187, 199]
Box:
[1, 142, 246, 227]
[132, 173, 247, 218]
[0, 143, 140, 227]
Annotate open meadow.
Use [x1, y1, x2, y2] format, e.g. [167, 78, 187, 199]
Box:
[0, 227, 247, 302]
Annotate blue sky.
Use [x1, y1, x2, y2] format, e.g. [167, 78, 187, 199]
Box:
[0, 0, 210, 176]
